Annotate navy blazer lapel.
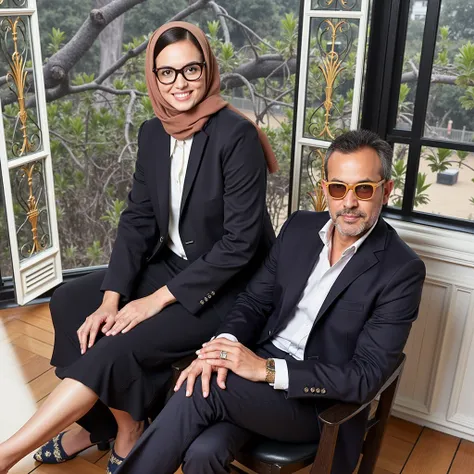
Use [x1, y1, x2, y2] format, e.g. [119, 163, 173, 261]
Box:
[180, 129, 209, 215]
[313, 218, 388, 325]
[154, 129, 171, 235]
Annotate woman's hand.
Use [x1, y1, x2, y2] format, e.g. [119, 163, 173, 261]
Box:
[174, 358, 228, 398]
[196, 339, 267, 383]
[105, 286, 176, 336]
[77, 291, 120, 354]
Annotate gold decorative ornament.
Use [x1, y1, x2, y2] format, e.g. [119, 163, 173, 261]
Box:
[317, 19, 346, 140]
[19, 162, 44, 256]
[3, 16, 38, 156]
[325, 0, 348, 6]
[307, 148, 327, 212]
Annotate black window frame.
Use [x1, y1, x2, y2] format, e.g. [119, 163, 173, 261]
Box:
[361, 0, 474, 234]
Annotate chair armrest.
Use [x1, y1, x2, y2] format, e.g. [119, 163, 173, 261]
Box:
[318, 355, 406, 426]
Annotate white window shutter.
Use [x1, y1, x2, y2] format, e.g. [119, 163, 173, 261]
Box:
[0, 0, 62, 304]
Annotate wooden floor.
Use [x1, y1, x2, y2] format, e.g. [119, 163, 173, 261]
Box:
[1, 303, 474, 474]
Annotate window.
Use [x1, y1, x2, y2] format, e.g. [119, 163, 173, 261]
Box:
[363, 0, 474, 232]
[291, 0, 372, 213]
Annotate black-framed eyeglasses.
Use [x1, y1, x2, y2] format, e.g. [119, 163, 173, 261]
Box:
[152, 61, 206, 85]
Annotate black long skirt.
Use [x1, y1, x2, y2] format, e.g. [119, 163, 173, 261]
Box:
[49, 249, 221, 442]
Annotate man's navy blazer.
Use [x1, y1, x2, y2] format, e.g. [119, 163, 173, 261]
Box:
[101, 108, 275, 316]
[218, 210, 426, 472]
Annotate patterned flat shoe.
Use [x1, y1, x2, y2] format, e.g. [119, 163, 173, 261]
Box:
[106, 419, 149, 473]
[106, 448, 125, 474]
[33, 431, 111, 464]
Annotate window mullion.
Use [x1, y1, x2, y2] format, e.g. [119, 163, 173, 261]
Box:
[402, 0, 442, 214]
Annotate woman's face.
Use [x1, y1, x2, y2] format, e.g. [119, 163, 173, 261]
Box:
[154, 39, 206, 112]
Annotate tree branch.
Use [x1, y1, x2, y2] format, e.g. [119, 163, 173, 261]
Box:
[49, 130, 84, 170]
[43, 0, 147, 89]
[221, 72, 259, 119]
[208, 1, 230, 44]
[217, 11, 278, 53]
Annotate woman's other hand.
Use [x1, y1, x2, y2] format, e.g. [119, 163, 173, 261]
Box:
[105, 286, 176, 336]
[77, 291, 120, 354]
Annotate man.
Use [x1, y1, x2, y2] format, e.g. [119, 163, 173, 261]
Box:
[116, 130, 426, 474]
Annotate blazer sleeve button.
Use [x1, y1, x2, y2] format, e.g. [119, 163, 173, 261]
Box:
[303, 387, 309, 393]
[321, 388, 327, 394]
[200, 300, 204, 305]
[316, 388, 321, 394]
[310, 387, 316, 393]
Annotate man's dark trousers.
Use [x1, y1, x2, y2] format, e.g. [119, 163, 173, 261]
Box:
[117, 343, 325, 474]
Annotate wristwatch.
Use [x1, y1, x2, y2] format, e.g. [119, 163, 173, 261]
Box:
[265, 358, 276, 384]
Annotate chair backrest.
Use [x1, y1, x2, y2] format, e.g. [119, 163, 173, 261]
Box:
[313, 354, 406, 474]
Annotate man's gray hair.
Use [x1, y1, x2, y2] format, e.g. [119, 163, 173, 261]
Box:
[324, 130, 393, 181]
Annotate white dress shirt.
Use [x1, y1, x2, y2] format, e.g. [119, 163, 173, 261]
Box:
[168, 136, 193, 259]
[218, 218, 377, 390]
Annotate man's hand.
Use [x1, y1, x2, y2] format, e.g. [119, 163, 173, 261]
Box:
[196, 339, 267, 383]
[174, 359, 228, 398]
[77, 292, 119, 354]
[106, 286, 176, 336]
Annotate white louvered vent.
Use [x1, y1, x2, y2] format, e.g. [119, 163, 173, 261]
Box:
[22, 258, 56, 294]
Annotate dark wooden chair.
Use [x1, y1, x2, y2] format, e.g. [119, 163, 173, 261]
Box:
[171, 354, 406, 474]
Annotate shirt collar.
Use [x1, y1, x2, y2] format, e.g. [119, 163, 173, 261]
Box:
[319, 218, 378, 256]
[170, 135, 193, 153]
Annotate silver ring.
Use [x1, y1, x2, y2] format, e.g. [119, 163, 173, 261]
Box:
[219, 350, 228, 360]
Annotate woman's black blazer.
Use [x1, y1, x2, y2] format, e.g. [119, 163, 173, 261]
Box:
[101, 107, 276, 316]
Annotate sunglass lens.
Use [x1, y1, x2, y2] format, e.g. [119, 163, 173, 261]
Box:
[355, 184, 374, 199]
[328, 183, 347, 198]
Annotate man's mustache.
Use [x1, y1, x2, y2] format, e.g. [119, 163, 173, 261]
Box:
[335, 209, 367, 218]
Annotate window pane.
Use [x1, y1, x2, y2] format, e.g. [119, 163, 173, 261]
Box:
[0, 192, 12, 279]
[415, 146, 474, 221]
[394, 0, 427, 131]
[0, 0, 28, 8]
[304, 17, 359, 141]
[0, 16, 43, 160]
[10, 159, 52, 262]
[298, 145, 328, 212]
[311, 0, 362, 12]
[388, 143, 409, 210]
[423, 0, 474, 144]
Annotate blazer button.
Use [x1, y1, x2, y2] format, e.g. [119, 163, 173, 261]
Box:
[310, 387, 316, 393]
[321, 388, 327, 394]
[316, 388, 321, 394]
[304, 387, 309, 393]
[159, 236, 164, 243]
[268, 330, 273, 336]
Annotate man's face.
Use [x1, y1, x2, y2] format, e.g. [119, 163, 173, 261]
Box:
[323, 147, 393, 239]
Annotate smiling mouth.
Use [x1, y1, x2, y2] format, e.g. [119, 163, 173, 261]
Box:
[173, 91, 192, 101]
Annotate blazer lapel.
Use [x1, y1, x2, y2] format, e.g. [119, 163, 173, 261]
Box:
[313, 218, 388, 325]
[154, 129, 171, 235]
[180, 129, 209, 215]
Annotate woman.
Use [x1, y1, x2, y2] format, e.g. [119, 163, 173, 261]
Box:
[0, 21, 277, 474]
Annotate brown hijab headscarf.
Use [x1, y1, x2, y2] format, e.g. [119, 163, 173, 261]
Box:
[145, 21, 279, 173]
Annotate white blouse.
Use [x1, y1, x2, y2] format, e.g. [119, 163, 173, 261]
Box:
[167, 135, 193, 259]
